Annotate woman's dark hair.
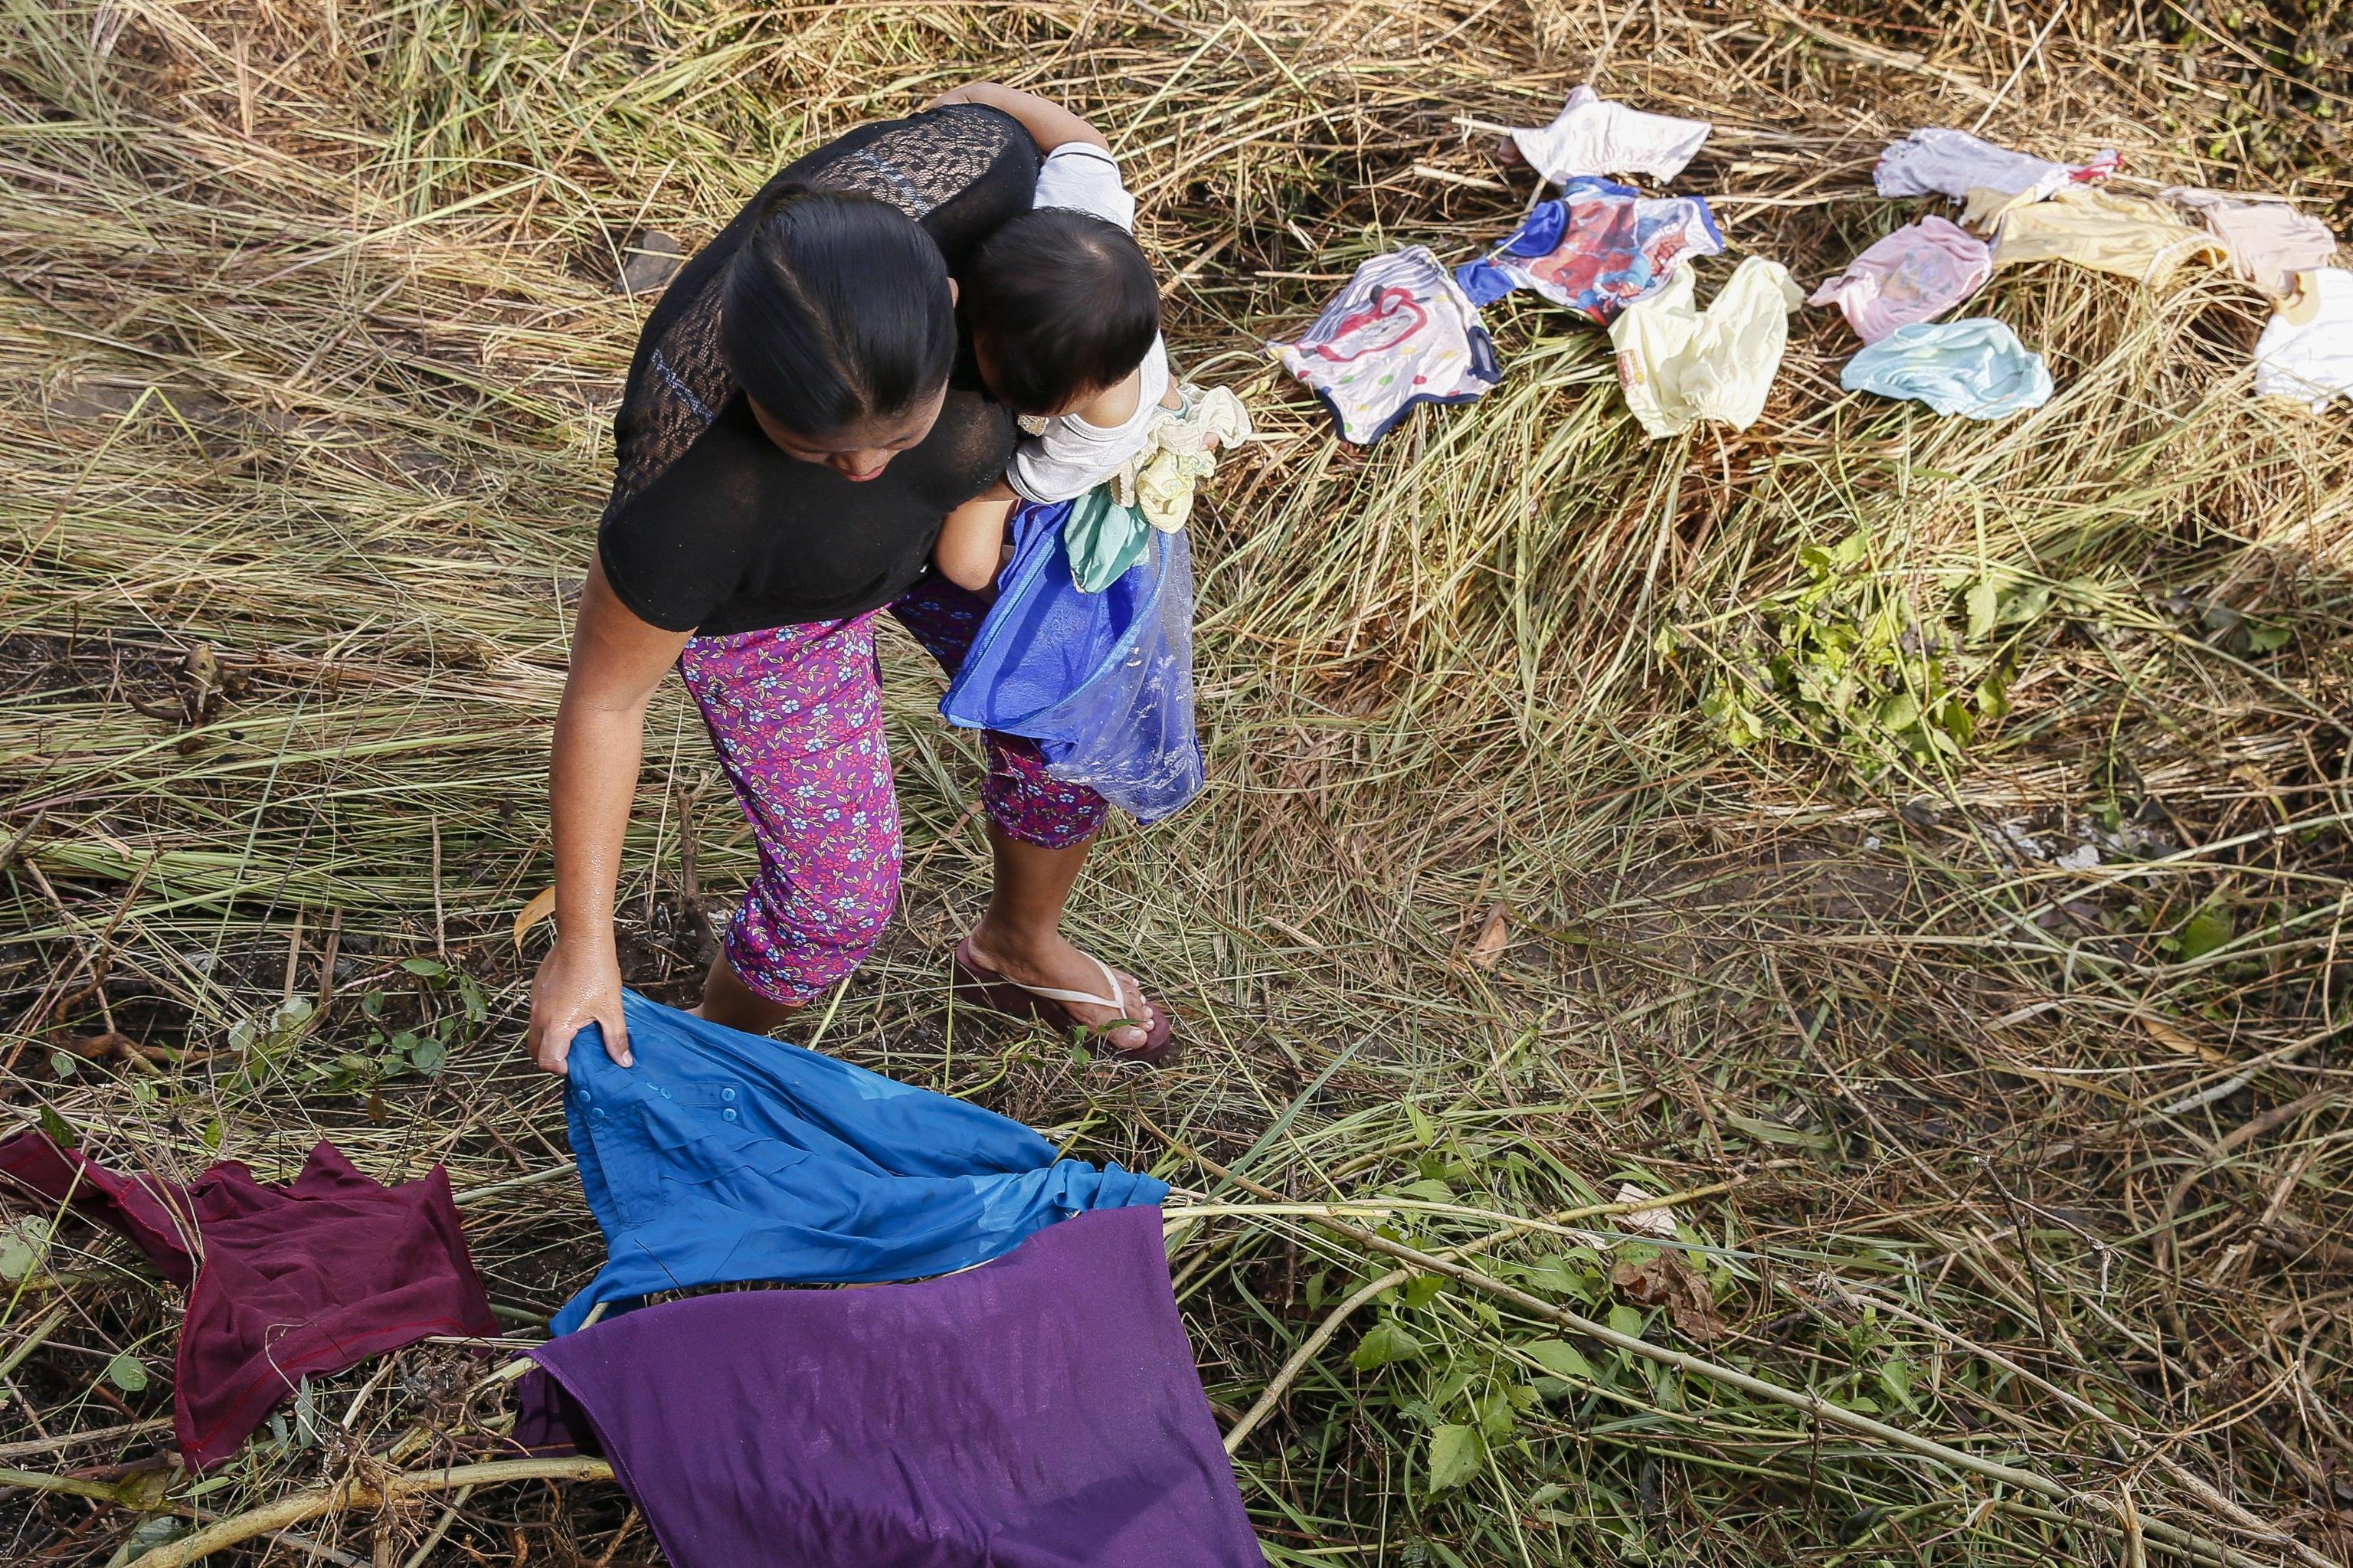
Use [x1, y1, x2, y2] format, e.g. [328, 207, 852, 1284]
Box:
[962, 208, 1160, 416]
[719, 185, 957, 436]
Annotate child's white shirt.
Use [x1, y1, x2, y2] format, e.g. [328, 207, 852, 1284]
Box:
[1006, 145, 1172, 505]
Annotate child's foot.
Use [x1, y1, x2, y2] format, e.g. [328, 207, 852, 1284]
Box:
[953, 931, 1176, 1064]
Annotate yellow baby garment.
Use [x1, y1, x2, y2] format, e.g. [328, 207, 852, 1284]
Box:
[1991, 187, 2228, 287]
[1609, 256, 1804, 439]
[1111, 384, 1252, 533]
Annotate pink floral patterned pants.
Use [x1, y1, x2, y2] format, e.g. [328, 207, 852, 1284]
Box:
[677, 575, 1107, 1004]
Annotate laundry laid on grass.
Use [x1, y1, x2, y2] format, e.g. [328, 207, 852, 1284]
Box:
[1507, 83, 1711, 184]
[1873, 127, 2119, 228]
[2254, 267, 2353, 411]
[1840, 319, 2055, 419]
[0, 1132, 496, 1471]
[1455, 178, 1723, 322]
[549, 993, 1167, 1335]
[1271, 245, 1501, 444]
[515, 1206, 1265, 1568]
[1990, 185, 2229, 286]
[1611, 256, 1803, 437]
[2162, 188, 2341, 298]
[946, 499, 1206, 823]
[1808, 215, 1991, 343]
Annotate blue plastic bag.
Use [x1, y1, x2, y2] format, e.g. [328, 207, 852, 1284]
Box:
[551, 993, 1167, 1334]
[940, 499, 1206, 825]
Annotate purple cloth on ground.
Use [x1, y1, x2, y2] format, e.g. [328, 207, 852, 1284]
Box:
[519, 1205, 1265, 1568]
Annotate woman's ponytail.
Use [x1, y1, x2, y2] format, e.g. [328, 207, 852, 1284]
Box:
[718, 185, 957, 437]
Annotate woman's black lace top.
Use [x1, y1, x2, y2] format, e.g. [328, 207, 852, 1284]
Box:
[597, 105, 1036, 636]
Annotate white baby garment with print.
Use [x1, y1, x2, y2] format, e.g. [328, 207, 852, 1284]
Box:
[1271, 247, 1502, 445]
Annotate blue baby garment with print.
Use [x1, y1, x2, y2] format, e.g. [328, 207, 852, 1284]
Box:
[1455, 177, 1723, 324]
[550, 994, 1167, 1334]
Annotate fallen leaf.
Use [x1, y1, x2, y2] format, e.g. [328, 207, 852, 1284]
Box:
[1613, 1183, 1679, 1237]
[512, 887, 557, 950]
[1611, 1252, 1726, 1343]
[1466, 902, 1510, 969]
[2140, 1013, 2229, 1066]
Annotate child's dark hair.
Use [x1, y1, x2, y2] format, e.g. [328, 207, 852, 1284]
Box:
[964, 208, 1160, 415]
[720, 185, 957, 435]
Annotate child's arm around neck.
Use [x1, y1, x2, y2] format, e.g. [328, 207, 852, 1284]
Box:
[922, 83, 1109, 156]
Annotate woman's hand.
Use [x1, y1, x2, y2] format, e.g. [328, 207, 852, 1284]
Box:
[528, 935, 631, 1075]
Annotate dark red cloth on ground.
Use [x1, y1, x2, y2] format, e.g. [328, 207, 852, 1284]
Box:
[0, 1134, 499, 1471]
[0, 1132, 198, 1285]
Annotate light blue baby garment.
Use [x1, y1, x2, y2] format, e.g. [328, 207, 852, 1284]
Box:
[1841, 319, 2054, 418]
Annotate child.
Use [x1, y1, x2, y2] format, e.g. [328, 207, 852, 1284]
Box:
[924, 82, 1181, 591]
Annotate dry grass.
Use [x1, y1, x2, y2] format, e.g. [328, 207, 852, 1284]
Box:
[2, 2, 2351, 1564]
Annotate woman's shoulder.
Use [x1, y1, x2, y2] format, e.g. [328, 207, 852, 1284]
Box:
[783, 103, 1036, 224]
[908, 387, 1017, 509]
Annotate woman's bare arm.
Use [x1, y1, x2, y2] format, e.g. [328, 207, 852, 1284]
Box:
[922, 82, 1109, 155]
[526, 558, 694, 1074]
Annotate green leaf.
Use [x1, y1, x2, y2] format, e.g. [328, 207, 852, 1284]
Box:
[1404, 1102, 1437, 1146]
[1401, 1177, 1455, 1203]
[1965, 580, 2000, 640]
[2178, 906, 2234, 962]
[410, 1039, 448, 1077]
[1350, 1318, 1423, 1370]
[1516, 1255, 1600, 1302]
[1522, 1339, 1595, 1382]
[1998, 583, 2054, 627]
[292, 1379, 321, 1446]
[1724, 1112, 1836, 1151]
[2245, 621, 2292, 653]
[38, 1105, 79, 1151]
[49, 1049, 79, 1079]
[106, 1352, 149, 1392]
[113, 1513, 191, 1564]
[201, 1118, 224, 1151]
[1876, 690, 1919, 731]
[1878, 1353, 1916, 1408]
[1608, 1304, 1647, 1340]
[1399, 1275, 1445, 1311]
[1427, 1423, 1483, 1491]
[399, 957, 447, 978]
[0, 1217, 51, 1282]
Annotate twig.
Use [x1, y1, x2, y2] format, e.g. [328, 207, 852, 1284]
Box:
[123, 1458, 618, 1568]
